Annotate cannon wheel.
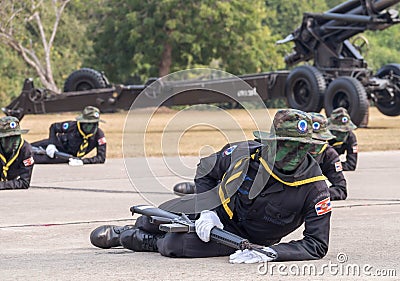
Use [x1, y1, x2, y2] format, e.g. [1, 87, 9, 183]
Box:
[63, 68, 109, 92]
[324, 76, 369, 127]
[374, 63, 400, 116]
[285, 65, 325, 112]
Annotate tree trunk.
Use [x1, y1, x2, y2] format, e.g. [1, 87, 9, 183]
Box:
[159, 42, 172, 77]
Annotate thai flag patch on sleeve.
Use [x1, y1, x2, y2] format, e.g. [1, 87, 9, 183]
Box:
[98, 137, 107, 145]
[23, 157, 34, 167]
[334, 161, 343, 172]
[352, 145, 358, 153]
[315, 198, 332, 216]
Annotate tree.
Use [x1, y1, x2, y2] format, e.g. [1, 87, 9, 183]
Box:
[87, 0, 283, 83]
[264, 0, 328, 37]
[0, 0, 71, 93]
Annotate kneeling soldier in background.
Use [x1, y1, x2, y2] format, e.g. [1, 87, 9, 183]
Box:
[328, 107, 358, 171]
[308, 112, 347, 200]
[32, 106, 107, 166]
[0, 116, 34, 190]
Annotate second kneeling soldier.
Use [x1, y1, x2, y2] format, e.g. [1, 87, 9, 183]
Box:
[32, 106, 107, 166]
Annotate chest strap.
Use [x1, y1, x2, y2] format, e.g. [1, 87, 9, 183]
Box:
[332, 141, 343, 147]
[77, 122, 94, 157]
[218, 157, 251, 219]
[259, 157, 327, 187]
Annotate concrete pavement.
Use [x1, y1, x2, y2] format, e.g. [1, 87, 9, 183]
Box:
[1, 151, 399, 280]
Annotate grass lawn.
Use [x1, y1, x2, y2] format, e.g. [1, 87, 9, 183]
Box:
[20, 107, 400, 158]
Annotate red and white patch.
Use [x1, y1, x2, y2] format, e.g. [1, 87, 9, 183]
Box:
[315, 198, 332, 216]
[98, 137, 107, 145]
[334, 161, 343, 172]
[23, 157, 34, 167]
[352, 145, 358, 153]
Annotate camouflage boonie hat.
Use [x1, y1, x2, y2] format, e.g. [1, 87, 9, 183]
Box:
[76, 106, 105, 123]
[0, 116, 29, 137]
[328, 107, 357, 132]
[253, 109, 325, 144]
[309, 112, 336, 141]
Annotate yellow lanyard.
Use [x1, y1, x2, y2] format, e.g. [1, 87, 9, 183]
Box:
[318, 143, 328, 154]
[0, 137, 24, 181]
[332, 141, 343, 147]
[76, 122, 94, 157]
[259, 157, 326, 186]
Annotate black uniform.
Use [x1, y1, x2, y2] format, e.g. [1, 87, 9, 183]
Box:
[0, 140, 34, 190]
[32, 121, 106, 164]
[315, 146, 347, 200]
[144, 140, 332, 261]
[329, 131, 357, 171]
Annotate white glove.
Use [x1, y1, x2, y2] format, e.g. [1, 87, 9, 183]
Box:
[195, 210, 223, 242]
[229, 248, 277, 264]
[69, 158, 84, 166]
[46, 144, 58, 158]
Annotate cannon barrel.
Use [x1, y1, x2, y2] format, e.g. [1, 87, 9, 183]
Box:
[320, 0, 400, 41]
[282, 0, 400, 66]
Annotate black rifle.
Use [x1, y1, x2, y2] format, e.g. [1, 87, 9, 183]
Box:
[32, 146, 80, 161]
[130, 205, 276, 258]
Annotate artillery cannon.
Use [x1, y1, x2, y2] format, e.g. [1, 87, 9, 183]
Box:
[2, 0, 400, 127]
[278, 0, 400, 125]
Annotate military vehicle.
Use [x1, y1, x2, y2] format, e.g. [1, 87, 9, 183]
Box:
[3, 0, 400, 127]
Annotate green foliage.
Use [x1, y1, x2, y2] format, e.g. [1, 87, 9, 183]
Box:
[264, 0, 328, 37]
[0, 47, 37, 105]
[364, 25, 400, 72]
[86, 0, 284, 83]
[0, 0, 97, 105]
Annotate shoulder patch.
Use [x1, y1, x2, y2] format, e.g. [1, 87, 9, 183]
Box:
[334, 161, 343, 172]
[98, 137, 107, 145]
[352, 145, 358, 153]
[223, 145, 237, 156]
[23, 156, 34, 167]
[315, 197, 332, 216]
[62, 122, 69, 130]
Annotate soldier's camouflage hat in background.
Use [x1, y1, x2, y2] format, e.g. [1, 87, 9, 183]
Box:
[253, 109, 325, 144]
[0, 116, 29, 137]
[309, 112, 336, 141]
[76, 106, 105, 123]
[327, 107, 357, 132]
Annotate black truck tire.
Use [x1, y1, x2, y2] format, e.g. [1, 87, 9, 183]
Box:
[63, 68, 108, 92]
[285, 65, 326, 112]
[324, 76, 369, 127]
[374, 63, 400, 116]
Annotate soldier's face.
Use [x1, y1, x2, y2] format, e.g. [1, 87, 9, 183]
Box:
[0, 135, 21, 154]
[274, 140, 310, 172]
[331, 130, 349, 142]
[80, 122, 98, 134]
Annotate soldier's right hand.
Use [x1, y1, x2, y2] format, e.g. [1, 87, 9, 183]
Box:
[195, 210, 223, 242]
[46, 144, 58, 158]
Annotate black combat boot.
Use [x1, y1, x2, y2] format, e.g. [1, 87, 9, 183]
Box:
[120, 228, 163, 252]
[173, 182, 196, 196]
[90, 225, 135, 249]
